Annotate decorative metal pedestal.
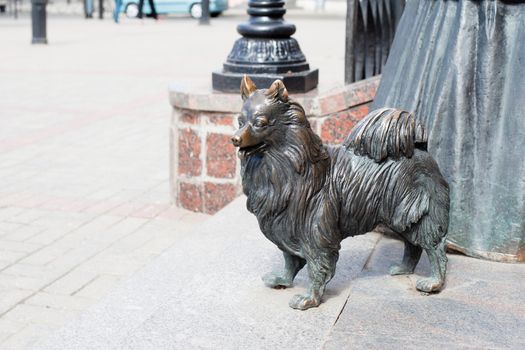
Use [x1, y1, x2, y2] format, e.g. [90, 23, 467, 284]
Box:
[212, 0, 318, 93]
[31, 0, 48, 44]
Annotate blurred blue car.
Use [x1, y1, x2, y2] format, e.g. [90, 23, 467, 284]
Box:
[121, 0, 228, 19]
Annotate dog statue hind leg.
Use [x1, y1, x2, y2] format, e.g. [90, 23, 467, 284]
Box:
[388, 236, 447, 292]
[392, 205, 449, 293]
[389, 240, 423, 275]
[262, 251, 306, 289]
[417, 238, 447, 292]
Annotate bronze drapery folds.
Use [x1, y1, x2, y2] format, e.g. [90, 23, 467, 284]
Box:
[373, 0, 525, 262]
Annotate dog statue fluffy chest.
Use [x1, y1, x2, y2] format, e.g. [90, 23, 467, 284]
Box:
[240, 141, 334, 256]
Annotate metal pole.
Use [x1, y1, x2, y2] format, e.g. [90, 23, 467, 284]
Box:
[31, 0, 48, 44]
[98, 0, 104, 19]
[14, 0, 18, 19]
[345, 0, 358, 84]
[199, 0, 210, 25]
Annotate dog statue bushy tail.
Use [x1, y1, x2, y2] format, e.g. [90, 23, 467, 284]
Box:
[233, 76, 450, 310]
[345, 107, 449, 286]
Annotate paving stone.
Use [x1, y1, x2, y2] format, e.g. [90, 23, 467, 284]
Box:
[0, 240, 42, 254]
[0, 318, 27, 336]
[73, 275, 122, 299]
[0, 208, 25, 222]
[101, 229, 155, 253]
[130, 203, 170, 219]
[0, 332, 13, 342]
[1, 324, 56, 350]
[130, 236, 179, 256]
[2, 304, 76, 327]
[156, 207, 188, 221]
[0, 250, 28, 265]
[2, 225, 46, 243]
[24, 229, 73, 246]
[0, 289, 34, 315]
[10, 210, 50, 225]
[43, 269, 99, 296]
[19, 245, 72, 266]
[76, 254, 144, 277]
[29, 214, 92, 232]
[0, 261, 11, 270]
[1, 264, 66, 281]
[24, 292, 94, 311]
[0, 223, 24, 237]
[84, 217, 149, 244]
[54, 215, 124, 245]
[46, 244, 102, 272]
[0, 273, 48, 292]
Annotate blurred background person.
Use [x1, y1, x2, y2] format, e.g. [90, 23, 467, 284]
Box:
[138, 0, 158, 19]
[113, 0, 122, 22]
[84, 0, 94, 18]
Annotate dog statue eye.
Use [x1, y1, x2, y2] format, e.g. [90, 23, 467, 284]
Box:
[238, 118, 245, 127]
[254, 118, 268, 128]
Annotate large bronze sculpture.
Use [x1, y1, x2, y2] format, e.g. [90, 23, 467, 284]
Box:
[372, 0, 525, 262]
[232, 76, 450, 310]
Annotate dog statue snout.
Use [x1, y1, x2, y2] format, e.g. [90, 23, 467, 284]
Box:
[231, 135, 242, 147]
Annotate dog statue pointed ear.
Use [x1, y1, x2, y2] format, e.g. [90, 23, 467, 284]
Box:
[241, 75, 257, 101]
[267, 80, 289, 102]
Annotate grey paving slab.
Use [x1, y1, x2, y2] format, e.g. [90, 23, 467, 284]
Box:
[322, 237, 525, 350]
[33, 197, 381, 350]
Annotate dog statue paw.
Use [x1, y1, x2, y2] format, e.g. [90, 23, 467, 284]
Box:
[262, 272, 293, 289]
[289, 294, 321, 310]
[416, 277, 444, 293]
[389, 264, 415, 276]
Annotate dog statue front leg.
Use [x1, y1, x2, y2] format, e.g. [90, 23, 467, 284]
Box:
[262, 252, 306, 289]
[289, 251, 338, 310]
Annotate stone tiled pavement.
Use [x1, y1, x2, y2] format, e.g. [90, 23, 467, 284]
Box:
[0, 16, 213, 350]
[0, 8, 346, 349]
[32, 197, 525, 350]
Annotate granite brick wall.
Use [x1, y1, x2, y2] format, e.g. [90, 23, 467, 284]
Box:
[171, 110, 241, 214]
[170, 77, 379, 214]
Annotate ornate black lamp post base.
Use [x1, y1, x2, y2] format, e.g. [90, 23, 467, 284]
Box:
[212, 0, 318, 93]
[212, 70, 318, 94]
[31, 37, 48, 44]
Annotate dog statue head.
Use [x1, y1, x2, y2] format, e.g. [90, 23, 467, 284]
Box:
[231, 75, 308, 158]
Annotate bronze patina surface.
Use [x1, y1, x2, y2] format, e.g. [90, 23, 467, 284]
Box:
[232, 76, 450, 310]
[372, 0, 525, 262]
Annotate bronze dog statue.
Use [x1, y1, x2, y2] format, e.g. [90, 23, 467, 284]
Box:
[232, 76, 450, 310]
